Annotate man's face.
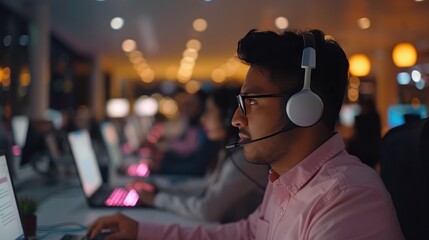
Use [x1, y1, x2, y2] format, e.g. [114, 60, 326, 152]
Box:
[232, 65, 293, 165]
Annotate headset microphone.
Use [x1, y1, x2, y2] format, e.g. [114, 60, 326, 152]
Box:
[225, 123, 297, 150]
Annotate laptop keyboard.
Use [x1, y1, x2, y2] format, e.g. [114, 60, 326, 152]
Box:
[104, 188, 139, 207]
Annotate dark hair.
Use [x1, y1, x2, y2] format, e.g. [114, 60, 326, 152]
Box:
[237, 29, 349, 130]
[211, 86, 239, 141]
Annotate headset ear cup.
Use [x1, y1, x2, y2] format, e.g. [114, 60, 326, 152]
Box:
[286, 90, 324, 127]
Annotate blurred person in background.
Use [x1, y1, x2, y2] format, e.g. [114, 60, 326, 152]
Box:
[145, 90, 218, 177]
[347, 97, 381, 170]
[127, 87, 268, 223]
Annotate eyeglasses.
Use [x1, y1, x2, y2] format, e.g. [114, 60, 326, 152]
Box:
[236, 93, 288, 116]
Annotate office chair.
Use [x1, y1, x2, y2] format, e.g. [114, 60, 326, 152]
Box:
[380, 117, 429, 240]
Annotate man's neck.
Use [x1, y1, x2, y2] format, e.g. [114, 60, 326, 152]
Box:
[271, 125, 333, 176]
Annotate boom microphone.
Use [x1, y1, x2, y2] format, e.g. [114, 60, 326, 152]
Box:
[225, 123, 297, 149]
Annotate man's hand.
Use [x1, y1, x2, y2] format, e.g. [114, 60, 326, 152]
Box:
[86, 213, 138, 240]
[127, 180, 157, 207]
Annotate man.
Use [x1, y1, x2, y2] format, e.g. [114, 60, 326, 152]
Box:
[87, 29, 404, 239]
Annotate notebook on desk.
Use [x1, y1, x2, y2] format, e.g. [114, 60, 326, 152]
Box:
[67, 130, 146, 208]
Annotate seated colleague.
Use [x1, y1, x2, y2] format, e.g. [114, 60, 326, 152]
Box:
[127, 87, 268, 223]
[145, 91, 218, 177]
[87, 29, 404, 239]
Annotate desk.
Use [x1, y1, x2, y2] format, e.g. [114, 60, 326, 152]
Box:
[37, 188, 216, 226]
[16, 172, 218, 239]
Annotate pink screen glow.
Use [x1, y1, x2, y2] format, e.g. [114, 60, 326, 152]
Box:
[105, 189, 139, 207]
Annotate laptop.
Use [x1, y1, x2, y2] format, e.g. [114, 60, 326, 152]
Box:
[67, 130, 147, 208]
[0, 153, 26, 240]
[99, 122, 150, 177]
[0, 152, 115, 239]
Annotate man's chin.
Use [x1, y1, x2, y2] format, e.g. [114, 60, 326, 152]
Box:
[243, 152, 267, 165]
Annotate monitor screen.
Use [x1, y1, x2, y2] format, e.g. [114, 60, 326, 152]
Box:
[339, 104, 361, 127]
[388, 104, 428, 128]
[11, 116, 29, 148]
[67, 130, 103, 197]
[0, 154, 26, 240]
[99, 122, 122, 167]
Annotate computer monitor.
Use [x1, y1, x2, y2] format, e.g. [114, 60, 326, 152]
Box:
[99, 121, 122, 167]
[20, 120, 55, 167]
[11, 116, 29, 148]
[339, 104, 361, 127]
[388, 104, 428, 128]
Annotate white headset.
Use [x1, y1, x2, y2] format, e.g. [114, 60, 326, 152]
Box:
[285, 32, 324, 127]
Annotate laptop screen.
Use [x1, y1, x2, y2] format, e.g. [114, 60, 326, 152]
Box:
[99, 122, 122, 167]
[68, 130, 103, 197]
[0, 154, 25, 240]
[11, 116, 29, 148]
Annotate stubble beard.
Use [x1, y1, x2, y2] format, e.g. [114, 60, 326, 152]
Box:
[243, 142, 287, 166]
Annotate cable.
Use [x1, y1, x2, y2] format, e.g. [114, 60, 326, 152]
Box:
[226, 150, 267, 191]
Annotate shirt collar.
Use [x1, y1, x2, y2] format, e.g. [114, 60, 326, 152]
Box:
[270, 133, 345, 191]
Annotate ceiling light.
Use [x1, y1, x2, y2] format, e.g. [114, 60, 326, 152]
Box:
[396, 72, 411, 85]
[185, 80, 201, 94]
[186, 39, 202, 51]
[357, 17, 371, 29]
[193, 18, 208, 32]
[110, 17, 124, 30]
[411, 70, 421, 82]
[106, 98, 129, 118]
[211, 68, 226, 83]
[274, 17, 289, 30]
[122, 39, 136, 52]
[392, 42, 417, 67]
[183, 48, 198, 59]
[415, 79, 426, 89]
[349, 54, 371, 77]
[134, 96, 158, 117]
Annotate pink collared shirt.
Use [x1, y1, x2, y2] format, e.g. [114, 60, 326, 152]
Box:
[138, 133, 404, 239]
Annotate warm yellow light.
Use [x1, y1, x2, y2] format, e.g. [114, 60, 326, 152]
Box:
[135, 62, 149, 71]
[349, 54, 371, 77]
[165, 66, 178, 80]
[411, 97, 421, 107]
[186, 39, 201, 51]
[183, 48, 198, 59]
[357, 17, 371, 29]
[20, 72, 31, 86]
[129, 50, 143, 60]
[122, 39, 136, 52]
[211, 68, 226, 83]
[348, 88, 359, 102]
[176, 75, 189, 83]
[140, 69, 155, 83]
[274, 17, 289, 30]
[193, 18, 208, 32]
[159, 97, 178, 118]
[185, 80, 201, 94]
[1, 67, 11, 80]
[180, 62, 195, 71]
[349, 76, 360, 89]
[0, 68, 3, 83]
[392, 43, 417, 67]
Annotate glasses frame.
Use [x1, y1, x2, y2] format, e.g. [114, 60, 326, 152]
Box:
[236, 93, 288, 116]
